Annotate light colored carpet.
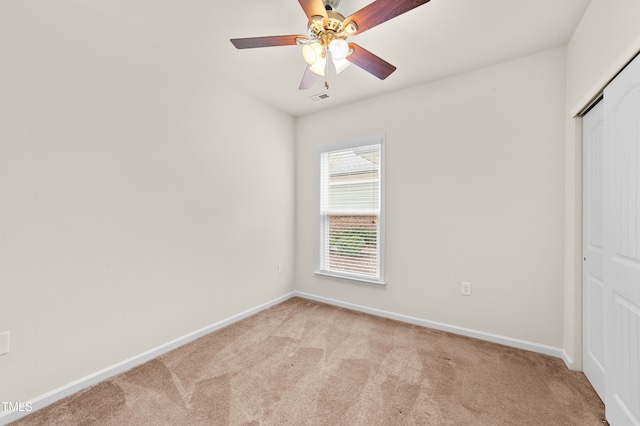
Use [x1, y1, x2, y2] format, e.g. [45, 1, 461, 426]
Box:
[13, 297, 606, 425]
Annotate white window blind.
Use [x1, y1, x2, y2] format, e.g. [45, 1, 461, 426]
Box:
[318, 138, 384, 284]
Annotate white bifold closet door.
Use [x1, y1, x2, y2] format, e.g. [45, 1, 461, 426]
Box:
[583, 52, 640, 426]
[603, 53, 640, 426]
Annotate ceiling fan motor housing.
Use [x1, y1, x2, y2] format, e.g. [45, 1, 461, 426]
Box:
[307, 10, 349, 43]
[324, 0, 340, 11]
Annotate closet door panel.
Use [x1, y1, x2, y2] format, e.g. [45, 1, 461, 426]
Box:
[603, 53, 640, 426]
[583, 100, 606, 401]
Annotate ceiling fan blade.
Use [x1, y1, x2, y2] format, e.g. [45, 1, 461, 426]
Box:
[346, 43, 396, 80]
[230, 35, 305, 49]
[299, 65, 321, 90]
[298, 0, 328, 23]
[344, 0, 430, 35]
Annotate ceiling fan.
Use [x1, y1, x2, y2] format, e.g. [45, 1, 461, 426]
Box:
[230, 0, 431, 90]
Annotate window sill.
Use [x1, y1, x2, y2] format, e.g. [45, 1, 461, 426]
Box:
[314, 270, 386, 287]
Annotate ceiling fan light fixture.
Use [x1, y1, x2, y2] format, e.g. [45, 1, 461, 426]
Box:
[302, 44, 317, 65]
[328, 39, 349, 60]
[302, 42, 324, 65]
[343, 21, 358, 35]
[309, 55, 326, 76]
[332, 57, 351, 74]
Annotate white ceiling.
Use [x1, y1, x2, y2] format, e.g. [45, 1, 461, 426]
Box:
[68, 0, 592, 117]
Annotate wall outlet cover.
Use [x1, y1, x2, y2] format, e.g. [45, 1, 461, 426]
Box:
[461, 282, 472, 296]
[0, 331, 9, 355]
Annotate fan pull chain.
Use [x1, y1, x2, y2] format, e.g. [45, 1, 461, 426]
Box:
[324, 50, 330, 90]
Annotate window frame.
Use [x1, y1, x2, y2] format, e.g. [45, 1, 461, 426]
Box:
[315, 134, 386, 286]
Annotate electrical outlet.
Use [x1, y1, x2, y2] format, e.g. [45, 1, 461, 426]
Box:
[0, 331, 9, 355]
[461, 282, 472, 296]
[277, 263, 284, 274]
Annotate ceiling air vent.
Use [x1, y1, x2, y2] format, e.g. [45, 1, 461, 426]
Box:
[309, 93, 330, 102]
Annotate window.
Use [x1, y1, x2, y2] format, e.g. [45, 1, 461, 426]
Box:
[317, 135, 384, 285]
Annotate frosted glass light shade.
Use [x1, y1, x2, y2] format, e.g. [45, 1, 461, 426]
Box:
[329, 39, 349, 60]
[302, 44, 316, 65]
[333, 57, 351, 74]
[309, 56, 326, 76]
[302, 42, 323, 65]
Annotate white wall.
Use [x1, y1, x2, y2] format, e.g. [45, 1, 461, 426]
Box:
[6, 0, 638, 411]
[562, 0, 640, 369]
[0, 3, 295, 406]
[567, 0, 640, 114]
[296, 48, 567, 348]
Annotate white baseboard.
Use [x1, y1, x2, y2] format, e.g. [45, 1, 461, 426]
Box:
[293, 291, 572, 368]
[561, 350, 575, 370]
[0, 292, 295, 426]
